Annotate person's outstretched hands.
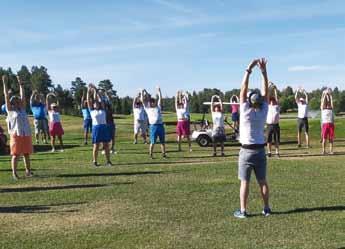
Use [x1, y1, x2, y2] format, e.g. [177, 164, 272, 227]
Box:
[258, 58, 267, 73]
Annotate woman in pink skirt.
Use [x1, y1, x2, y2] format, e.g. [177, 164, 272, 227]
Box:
[175, 91, 192, 152]
[46, 93, 64, 152]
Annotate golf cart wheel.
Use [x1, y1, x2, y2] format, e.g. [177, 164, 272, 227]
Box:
[197, 135, 211, 147]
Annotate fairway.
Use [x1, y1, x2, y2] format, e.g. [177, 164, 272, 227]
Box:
[0, 114, 344, 249]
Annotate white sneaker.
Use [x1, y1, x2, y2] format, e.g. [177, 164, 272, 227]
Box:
[60, 149, 64, 152]
[51, 148, 55, 152]
[101, 150, 105, 155]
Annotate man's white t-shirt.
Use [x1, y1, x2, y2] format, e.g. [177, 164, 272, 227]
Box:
[133, 107, 146, 122]
[266, 105, 280, 125]
[297, 103, 308, 119]
[146, 107, 163, 125]
[240, 101, 268, 145]
[212, 112, 224, 131]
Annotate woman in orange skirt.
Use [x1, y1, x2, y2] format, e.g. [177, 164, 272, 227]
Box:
[2, 75, 33, 180]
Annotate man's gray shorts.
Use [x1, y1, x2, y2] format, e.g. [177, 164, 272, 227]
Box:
[238, 147, 267, 182]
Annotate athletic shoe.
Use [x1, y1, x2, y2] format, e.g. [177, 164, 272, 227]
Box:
[162, 153, 167, 159]
[144, 141, 148, 144]
[212, 152, 217, 157]
[297, 144, 301, 148]
[275, 153, 280, 158]
[262, 207, 272, 217]
[233, 210, 248, 219]
[149, 153, 154, 159]
[44, 140, 48, 144]
[133, 140, 137, 144]
[221, 153, 225, 157]
[329, 151, 334, 155]
[60, 149, 64, 152]
[267, 152, 272, 157]
[84, 141, 88, 145]
[101, 150, 105, 155]
[36, 140, 39, 144]
[51, 148, 55, 152]
[105, 161, 113, 167]
[25, 171, 34, 177]
[12, 173, 19, 181]
[93, 161, 100, 167]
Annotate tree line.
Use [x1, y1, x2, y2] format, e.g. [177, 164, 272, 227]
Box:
[1, 65, 344, 115]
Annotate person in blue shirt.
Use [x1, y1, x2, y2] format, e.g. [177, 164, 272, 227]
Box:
[30, 90, 48, 144]
[81, 90, 92, 145]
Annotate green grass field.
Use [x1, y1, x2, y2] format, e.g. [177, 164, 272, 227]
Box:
[0, 113, 344, 249]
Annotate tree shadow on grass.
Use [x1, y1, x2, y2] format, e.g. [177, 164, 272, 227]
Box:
[0, 182, 132, 193]
[0, 202, 86, 214]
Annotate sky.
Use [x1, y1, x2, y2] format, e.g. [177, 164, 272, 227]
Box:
[0, 0, 344, 97]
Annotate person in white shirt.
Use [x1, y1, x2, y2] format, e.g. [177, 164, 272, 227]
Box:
[87, 84, 112, 167]
[141, 87, 166, 159]
[234, 58, 271, 219]
[175, 91, 192, 152]
[211, 95, 225, 156]
[2, 75, 33, 180]
[320, 89, 335, 155]
[133, 93, 148, 144]
[266, 83, 280, 157]
[295, 88, 310, 148]
[46, 93, 64, 152]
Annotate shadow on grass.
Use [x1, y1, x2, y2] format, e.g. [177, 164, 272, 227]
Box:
[0, 202, 85, 214]
[57, 171, 162, 178]
[273, 205, 345, 215]
[33, 144, 80, 153]
[280, 151, 345, 158]
[0, 182, 132, 193]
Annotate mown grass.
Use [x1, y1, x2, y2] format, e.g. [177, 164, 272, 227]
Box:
[0, 113, 344, 249]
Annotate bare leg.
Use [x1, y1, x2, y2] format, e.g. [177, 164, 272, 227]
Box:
[240, 180, 250, 212]
[329, 141, 334, 154]
[297, 131, 301, 146]
[23, 154, 32, 175]
[93, 143, 100, 163]
[258, 180, 270, 209]
[305, 132, 310, 147]
[177, 135, 182, 151]
[58, 136, 64, 150]
[322, 139, 326, 154]
[161, 144, 166, 156]
[11, 155, 19, 179]
[149, 144, 154, 158]
[51, 136, 56, 151]
[103, 142, 111, 162]
[267, 143, 272, 154]
[187, 136, 192, 152]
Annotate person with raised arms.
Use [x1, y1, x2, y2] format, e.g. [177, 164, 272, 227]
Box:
[211, 95, 226, 157]
[81, 90, 92, 145]
[320, 88, 335, 155]
[46, 93, 64, 152]
[87, 84, 112, 166]
[175, 90, 192, 152]
[103, 91, 116, 154]
[30, 90, 49, 144]
[141, 87, 166, 159]
[230, 95, 240, 132]
[133, 92, 148, 144]
[295, 88, 310, 148]
[234, 58, 271, 219]
[2, 75, 33, 180]
[266, 82, 280, 157]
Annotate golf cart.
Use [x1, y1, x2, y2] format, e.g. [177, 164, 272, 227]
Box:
[191, 110, 239, 147]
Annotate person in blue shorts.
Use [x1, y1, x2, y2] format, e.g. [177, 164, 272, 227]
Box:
[141, 87, 166, 159]
[87, 84, 112, 167]
[81, 90, 92, 145]
[30, 90, 49, 144]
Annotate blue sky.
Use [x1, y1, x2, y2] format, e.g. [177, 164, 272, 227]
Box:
[1, 0, 344, 97]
